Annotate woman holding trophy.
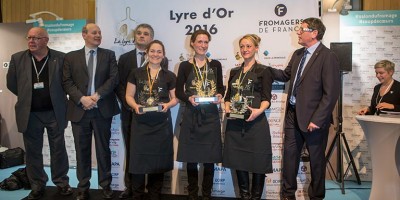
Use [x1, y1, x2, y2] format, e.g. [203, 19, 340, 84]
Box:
[223, 34, 273, 200]
[175, 29, 224, 200]
[125, 40, 178, 199]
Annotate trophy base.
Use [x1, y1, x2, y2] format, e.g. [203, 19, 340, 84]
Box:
[139, 105, 162, 113]
[194, 97, 218, 103]
[226, 113, 249, 120]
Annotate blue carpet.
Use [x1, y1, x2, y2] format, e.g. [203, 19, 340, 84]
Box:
[0, 165, 371, 199]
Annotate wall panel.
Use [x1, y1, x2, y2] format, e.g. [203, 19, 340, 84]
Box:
[2, 0, 400, 23]
[1, 0, 94, 23]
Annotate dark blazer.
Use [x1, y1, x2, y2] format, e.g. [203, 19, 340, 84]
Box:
[272, 43, 340, 132]
[63, 47, 120, 122]
[116, 49, 169, 116]
[7, 49, 68, 133]
[368, 79, 400, 115]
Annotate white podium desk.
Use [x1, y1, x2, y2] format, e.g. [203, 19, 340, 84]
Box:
[356, 115, 400, 200]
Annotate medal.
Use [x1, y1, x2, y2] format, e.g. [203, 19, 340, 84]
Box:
[146, 97, 155, 106]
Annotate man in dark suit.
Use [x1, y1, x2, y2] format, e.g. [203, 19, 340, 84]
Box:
[63, 23, 120, 200]
[271, 18, 340, 200]
[116, 23, 168, 199]
[7, 27, 72, 199]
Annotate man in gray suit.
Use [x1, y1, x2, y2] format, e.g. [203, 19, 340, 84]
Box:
[271, 18, 340, 200]
[7, 27, 72, 200]
[63, 23, 120, 200]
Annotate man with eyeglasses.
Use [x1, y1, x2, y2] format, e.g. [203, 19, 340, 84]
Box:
[116, 23, 168, 199]
[271, 17, 340, 200]
[7, 27, 72, 199]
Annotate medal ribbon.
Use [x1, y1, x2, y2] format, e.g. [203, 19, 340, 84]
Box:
[146, 64, 161, 98]
[192, 58, 208, 91]
[236, 63, 254, 95]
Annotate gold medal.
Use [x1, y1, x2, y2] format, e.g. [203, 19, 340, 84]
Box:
[146, 97, 155, 106]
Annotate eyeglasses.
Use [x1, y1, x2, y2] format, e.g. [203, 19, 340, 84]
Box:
[25, 36, 47, 41]
[295, 26, 314, 33]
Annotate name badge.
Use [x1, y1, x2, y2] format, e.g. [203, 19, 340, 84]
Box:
[34, 82, 44, 89]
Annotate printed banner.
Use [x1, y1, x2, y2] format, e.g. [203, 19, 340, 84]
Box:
[96, 0, 319, 198]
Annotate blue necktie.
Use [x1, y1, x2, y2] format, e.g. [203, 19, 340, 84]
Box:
[87, 50, 94, 95]
[293, 49, 309, 97]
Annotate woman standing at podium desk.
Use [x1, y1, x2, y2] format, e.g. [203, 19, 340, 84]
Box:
[358, 60, 400, 115]
[125, 40, 178, 199]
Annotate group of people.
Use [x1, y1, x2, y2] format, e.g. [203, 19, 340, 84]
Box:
[5, 16, 399, 200]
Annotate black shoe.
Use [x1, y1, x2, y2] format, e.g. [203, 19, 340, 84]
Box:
[119, 188, 132, 199]
[102, 186, 115, 199]
[27, 189, 45, 200]
[76, 190, 89, 200]
[57, 184, 73, 196]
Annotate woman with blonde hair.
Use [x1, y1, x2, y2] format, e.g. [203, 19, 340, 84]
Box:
[358, 60, 400, 115]
[223, 34, 273, 200]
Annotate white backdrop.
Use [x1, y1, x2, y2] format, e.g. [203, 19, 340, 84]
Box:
[97, 0, 319, 199]
[340, 10, 400, 181]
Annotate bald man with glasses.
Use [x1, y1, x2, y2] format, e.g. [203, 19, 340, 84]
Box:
[7, 27, 72, 200]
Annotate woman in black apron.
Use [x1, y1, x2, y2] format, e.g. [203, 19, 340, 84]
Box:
[223, 34, 273, 200]
[175, 29, 224, 200]
[126, 40, 178, 199]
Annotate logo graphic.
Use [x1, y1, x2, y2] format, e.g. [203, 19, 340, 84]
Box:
[114, 7, 137, 46]
[275, 4, 287, 17]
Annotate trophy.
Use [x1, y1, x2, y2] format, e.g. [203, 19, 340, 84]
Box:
[138, 85, 162, 113]
[227, 95, 254, 120]
[226, 75, 254, 120]
[193, 79, 218, 103]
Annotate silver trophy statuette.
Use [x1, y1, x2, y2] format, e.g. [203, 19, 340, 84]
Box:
[227, 96, 254, 120]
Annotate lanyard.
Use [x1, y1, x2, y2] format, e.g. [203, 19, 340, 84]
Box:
[32, 56, 49, 82]
[146, 64, 161, 97]
[192, 58, 208, 90]
[236, 63, 255, 89]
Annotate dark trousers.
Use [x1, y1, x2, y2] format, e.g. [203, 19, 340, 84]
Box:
[121, 108, 133, 190]
[281, 106, 329, 200]
[187, 162, 214, 199]
[132, 173, 164, 200]
[71, 109, 112, 191]
[23, 111, 69, 191]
